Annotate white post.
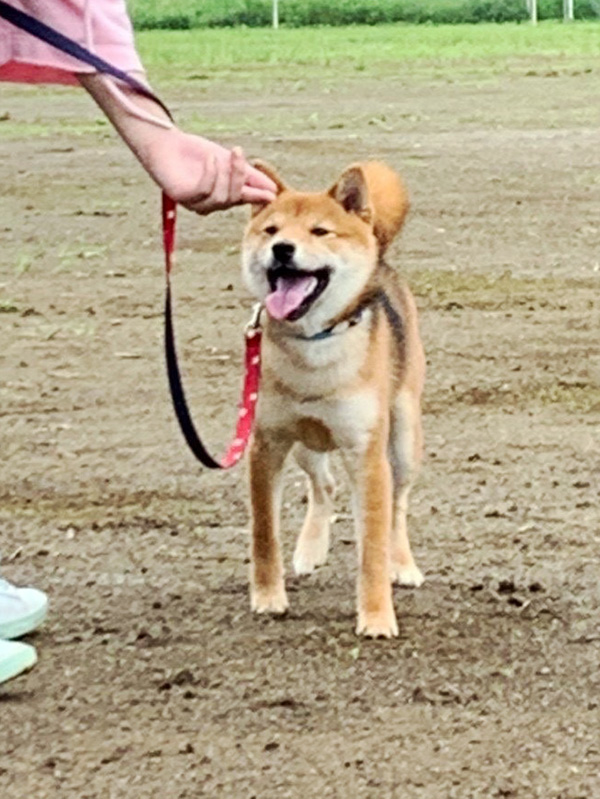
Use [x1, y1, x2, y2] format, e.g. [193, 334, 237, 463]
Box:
[527, 0, 538, 24]
[272, 0, 279, 29]
[563, 0, 574, 21]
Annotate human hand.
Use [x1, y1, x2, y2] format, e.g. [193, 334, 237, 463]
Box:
[145, 130, 277, 215]
[78, 73, 276, 215]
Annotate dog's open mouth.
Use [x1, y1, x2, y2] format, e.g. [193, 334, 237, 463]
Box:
[265, 266, 330, 322]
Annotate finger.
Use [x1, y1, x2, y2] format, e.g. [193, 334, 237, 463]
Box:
[202, 152, 219, 198]
[245, 164, 278, 194]
[228, 146, 248, 203]
[209, 150, 234, 208]
[186, 185, 275, 215]
[240, 185, 277, 205]
[186, 154, 220, 212]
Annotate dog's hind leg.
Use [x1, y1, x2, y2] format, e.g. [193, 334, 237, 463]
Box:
[249, 429, 293, 614]
[389, 391, 424, 587]
[292, 445, 336, 576]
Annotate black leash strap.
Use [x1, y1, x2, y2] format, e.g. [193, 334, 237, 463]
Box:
[164, 280, 223, 469]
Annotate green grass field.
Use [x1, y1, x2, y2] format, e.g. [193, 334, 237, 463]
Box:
[1, 22, 597, 142]
[134, 21, 600, 74]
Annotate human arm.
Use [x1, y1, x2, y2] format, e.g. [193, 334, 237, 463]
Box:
[0, 1, 276, 213]
[78, 72, 276, 214]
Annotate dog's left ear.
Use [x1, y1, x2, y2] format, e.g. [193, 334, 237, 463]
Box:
[250, 160, 288, 217]
[328, 166, 373, 225]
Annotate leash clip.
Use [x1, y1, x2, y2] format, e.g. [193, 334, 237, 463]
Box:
[246, 303, 263, 338]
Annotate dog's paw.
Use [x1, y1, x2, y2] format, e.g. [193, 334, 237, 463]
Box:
[251, 584, 289, 615]
[356, 609, 399, 639]
[293, 535, 329, 576]
[391, 563, 425, 588]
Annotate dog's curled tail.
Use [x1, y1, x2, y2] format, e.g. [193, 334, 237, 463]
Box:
[331, 161, 409, 255]
[361, 161, 409, 254]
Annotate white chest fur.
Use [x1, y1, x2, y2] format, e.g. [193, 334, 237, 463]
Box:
[257, 319, 380, 453]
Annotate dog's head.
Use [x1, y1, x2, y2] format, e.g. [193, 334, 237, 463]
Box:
[242, 162, 408, 334]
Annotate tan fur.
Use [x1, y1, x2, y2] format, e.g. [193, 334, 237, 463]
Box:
[242, 161, 425, 638]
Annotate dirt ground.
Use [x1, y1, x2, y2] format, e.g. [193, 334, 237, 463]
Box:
[1, 57, 599, 799]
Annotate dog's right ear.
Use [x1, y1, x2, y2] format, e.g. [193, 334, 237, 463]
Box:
[250, 160, 287, 217]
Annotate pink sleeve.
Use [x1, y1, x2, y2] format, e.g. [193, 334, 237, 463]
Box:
[0, 0, 144, 85]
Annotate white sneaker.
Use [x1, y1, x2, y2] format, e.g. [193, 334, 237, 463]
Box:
[0, 577, 48, 639]
[0, 639, 37, 684]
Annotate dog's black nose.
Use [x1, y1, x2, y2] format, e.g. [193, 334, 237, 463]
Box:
[272, 241, 296, 265]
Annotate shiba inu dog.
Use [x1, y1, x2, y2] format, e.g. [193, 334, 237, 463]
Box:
[242, 161, 425, 638]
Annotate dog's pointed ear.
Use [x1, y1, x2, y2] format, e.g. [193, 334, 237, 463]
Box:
[328, 165, 372, 225]
[250, 160, 287, 217]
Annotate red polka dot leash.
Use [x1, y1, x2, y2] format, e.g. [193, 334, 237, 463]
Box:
[163, 194, 263, 469]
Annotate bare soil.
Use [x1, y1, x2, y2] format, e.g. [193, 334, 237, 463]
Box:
[0, 65, 599, 799]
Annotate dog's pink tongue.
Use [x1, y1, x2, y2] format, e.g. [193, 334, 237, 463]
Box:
[265, 275, 318, 321]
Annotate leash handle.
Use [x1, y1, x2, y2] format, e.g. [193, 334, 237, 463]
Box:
[1, 1, 262, 470]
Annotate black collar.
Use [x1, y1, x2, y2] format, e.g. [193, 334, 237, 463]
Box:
[294, 303, 369, 341]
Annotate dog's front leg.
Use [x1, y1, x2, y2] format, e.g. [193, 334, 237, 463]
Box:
[343, 425, 398, 638]
[249, 428, 292, 615]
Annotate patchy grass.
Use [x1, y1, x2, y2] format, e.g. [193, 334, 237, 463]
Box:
[429, 378, 600, 413]
[406, 268, 594, 311]
[0, 118, 110, 142]
[0, 299, 20, 313]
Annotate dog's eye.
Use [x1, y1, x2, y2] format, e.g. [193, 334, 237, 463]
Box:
[263, 225, 279, 236]
[311, 227, 330, 237]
